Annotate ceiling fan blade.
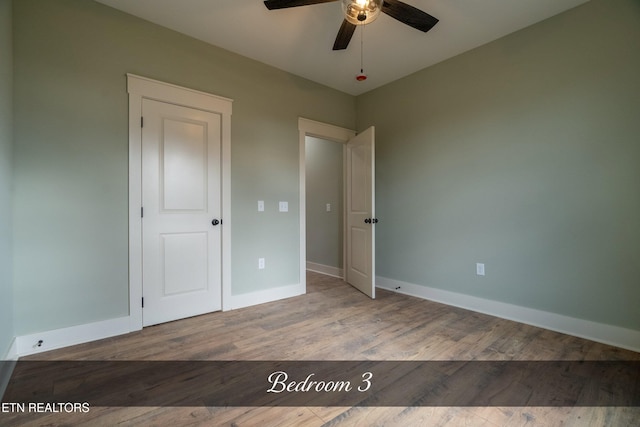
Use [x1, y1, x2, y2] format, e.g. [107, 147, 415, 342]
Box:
[264, 0, 338, 10]
[381, 0, 438, 32]
[333, 19, 357, 50]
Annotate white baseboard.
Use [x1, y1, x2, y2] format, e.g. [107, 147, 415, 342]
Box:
[306, 262, 343, 279]
[12, 276, 635, 363]
[16, 316, 132, 357]
[227, 283, 305, 311]
[3, 337, 18, 361]
[377, 276, 640, 353]
[11, 285, 307, 357]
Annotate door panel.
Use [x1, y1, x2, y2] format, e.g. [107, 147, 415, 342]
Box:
[350, 227, 368, 276]
[349, 145, 368, 212]
[162, 232, 208, 295]
[162, 119, 208, 211]
[142, 99, 222, 326]
[346, 126, 375, 298]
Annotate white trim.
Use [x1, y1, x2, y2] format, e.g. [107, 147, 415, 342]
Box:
[298, 118, 356, 142]
[220, 100, 233, 312]
[377, 276, 640, 353]
[306, 262, 344, 279]
[127, 74, 233, 324]
[298, 118, 355, 295]
[128, 89, 143, 331]
[227, 284, 305, 311]
[126, 74, 233, 114]
[2, 338, 17, 361]
[15, 316, 131, 357]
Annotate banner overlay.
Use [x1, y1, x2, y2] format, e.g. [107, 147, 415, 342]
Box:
[2, 361, 638, 407]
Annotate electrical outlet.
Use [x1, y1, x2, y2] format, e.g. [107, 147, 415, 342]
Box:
[279, 201, 288, 212]
[476, 263, 485, 276]
[326, 203, 331, 212]
[258, 258, 265, 270]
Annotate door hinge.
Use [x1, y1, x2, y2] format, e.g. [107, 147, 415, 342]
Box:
[141, 116, 144, 128]
[141, 207, 144, 218]
[141, 297, 144, 308]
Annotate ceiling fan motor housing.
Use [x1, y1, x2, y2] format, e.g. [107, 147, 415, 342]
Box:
[342, 0, 383, 25]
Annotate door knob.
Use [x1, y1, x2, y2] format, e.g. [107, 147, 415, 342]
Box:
[372, 218, 379, 224]
[211, 219, 220, 226]
[364, 218, 372, 224]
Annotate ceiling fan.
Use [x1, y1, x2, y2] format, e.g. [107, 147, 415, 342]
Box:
[264, 0, 439, 50]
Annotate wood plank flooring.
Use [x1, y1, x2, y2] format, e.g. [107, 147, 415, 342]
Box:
[2, 271, 639, 426]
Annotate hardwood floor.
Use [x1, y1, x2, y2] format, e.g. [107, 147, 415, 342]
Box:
[2, 271, 639, 426]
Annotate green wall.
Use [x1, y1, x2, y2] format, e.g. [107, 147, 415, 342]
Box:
[356, 0, 640, 330]
[306, 137, 344, 269]
[12, 0, 355, 335]
[0, 0, 14, 356]
[8, 0, 639, 340]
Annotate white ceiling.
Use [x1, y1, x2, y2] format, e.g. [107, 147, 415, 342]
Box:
[95, 0, 590, 96]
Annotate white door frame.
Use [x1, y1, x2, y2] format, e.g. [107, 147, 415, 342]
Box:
[298, 118, 356, 291]
[127, 74, 233, 331]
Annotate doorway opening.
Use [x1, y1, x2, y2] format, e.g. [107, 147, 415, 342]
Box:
[305, 136, 344, 279]
[298, 118, 376, 299]
[298, 118, 354, 292]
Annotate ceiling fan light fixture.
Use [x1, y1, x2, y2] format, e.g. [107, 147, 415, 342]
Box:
[341, 0, 383, 26]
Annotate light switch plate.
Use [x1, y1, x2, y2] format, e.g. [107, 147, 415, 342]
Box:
[258, 200, 264, 212]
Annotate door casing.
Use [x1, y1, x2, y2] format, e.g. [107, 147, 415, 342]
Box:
[128, 74, 233, 331]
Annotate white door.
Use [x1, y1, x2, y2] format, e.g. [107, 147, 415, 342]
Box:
[142, 99, 222, 326]
[346, 126, 375, 298]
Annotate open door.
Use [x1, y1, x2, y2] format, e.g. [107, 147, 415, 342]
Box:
[346, 126, 375, 298]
